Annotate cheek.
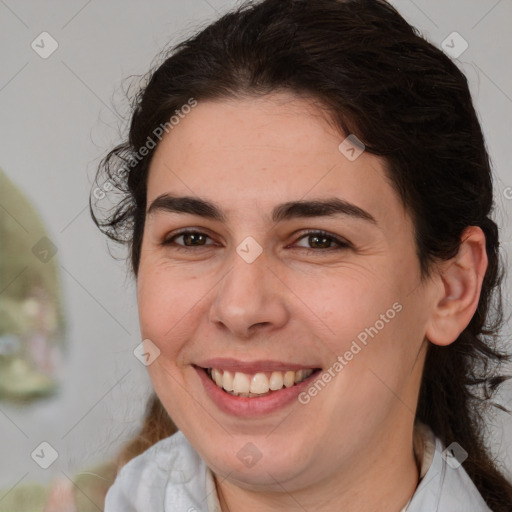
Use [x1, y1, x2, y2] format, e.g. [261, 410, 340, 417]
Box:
[293, 267, 421, 400]
[290, 270, 400, 351]
[136, 265, 196, 357]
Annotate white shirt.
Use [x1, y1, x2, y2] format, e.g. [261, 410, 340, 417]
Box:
[104, 423, 492, 512]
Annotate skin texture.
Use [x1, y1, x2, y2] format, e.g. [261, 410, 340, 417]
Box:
[136, 92, 487, 512]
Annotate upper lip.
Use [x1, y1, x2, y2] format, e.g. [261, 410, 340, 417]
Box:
[195, 358, 321, 374]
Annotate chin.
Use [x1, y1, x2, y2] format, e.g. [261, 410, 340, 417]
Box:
[199, 436, 315, 489]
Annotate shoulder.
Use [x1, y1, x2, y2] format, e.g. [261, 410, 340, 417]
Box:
[408, 428, 492, 512]
[104, 430, 209, 512]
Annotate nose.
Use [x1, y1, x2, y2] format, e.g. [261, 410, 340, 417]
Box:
[208, 251, 289, 340]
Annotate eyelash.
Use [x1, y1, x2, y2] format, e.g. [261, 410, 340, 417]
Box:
[161, 229, 351, 254]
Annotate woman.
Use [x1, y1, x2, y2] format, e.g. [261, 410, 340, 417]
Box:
[90, 0, 512, 510]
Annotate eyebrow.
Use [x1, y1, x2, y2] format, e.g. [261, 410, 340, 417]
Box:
[147, 194, 377, 225]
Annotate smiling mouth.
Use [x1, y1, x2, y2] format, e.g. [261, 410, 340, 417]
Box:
[203, 367, 321, 397]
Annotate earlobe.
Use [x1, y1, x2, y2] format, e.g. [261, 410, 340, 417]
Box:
[425, 226, 488, 347]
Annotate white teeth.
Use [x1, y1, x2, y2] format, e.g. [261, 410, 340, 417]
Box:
[232, 372, 250, 394]
[212, 368, 223, 387]
[269, 371, 284, 390]
[222, 370, 234, 391]
[283, 371, 295, 388]
[250, 373, 270, 394]
[208, 367, 315, 396]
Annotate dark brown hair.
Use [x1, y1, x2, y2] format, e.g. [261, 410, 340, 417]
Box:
[90, 0, 512, 508]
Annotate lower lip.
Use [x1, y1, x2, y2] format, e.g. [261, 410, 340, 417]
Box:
[194, 366, 321, 417]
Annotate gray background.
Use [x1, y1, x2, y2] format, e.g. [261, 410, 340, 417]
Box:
[1, 0, 511, 494]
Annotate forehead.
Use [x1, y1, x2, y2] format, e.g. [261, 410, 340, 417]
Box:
[146, 93, 405, 227]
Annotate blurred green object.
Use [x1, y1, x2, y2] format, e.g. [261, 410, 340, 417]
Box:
[0, 482, 47, 512]
[0, 461, 116, 512]
[0, 168, 66, 402]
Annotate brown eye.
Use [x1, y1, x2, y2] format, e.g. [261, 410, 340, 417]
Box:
[293, 230, 351, 252]
[162, 230, 215, 250]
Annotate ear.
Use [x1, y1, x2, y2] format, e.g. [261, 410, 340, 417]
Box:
[425, 226, 488, 347]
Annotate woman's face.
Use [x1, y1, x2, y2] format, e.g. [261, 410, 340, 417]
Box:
[137, 92, 435, 492]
